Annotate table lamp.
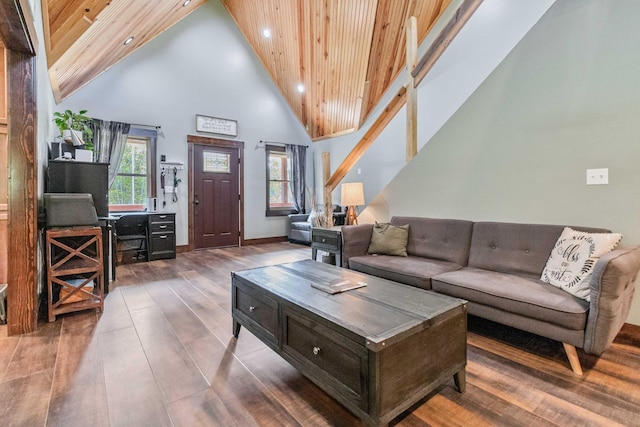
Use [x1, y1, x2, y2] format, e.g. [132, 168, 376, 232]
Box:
[341, 182, 364, 225]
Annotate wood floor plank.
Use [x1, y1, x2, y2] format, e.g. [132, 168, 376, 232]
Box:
[468, 328, 640, 411]
[179, 269, 231, 307]
[0, 370, 53, 426]
[410, 390, 496, 427]
[128, 304, 210, 403]
[183, 333, 302, 426]
[167, 387, 240, 427]
[467, 343, 639, 425]
[144, 278, 212, 343]
[98, 287, 134, 334]
[49, 312, 104, 402]
[119, 284, 158, 312]
[238, 347, 362, 426]
[46, 382, 110, 427]
[2, 320, 61, 382]
[100, 325, 172, 426]
[168, 279, 267, 356]
[0, 324, 20, 382]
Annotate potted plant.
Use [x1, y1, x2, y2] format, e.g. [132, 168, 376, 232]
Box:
[53, 109, 94, 150]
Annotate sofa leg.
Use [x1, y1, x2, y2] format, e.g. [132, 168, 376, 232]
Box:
[562, 342, 583, 375]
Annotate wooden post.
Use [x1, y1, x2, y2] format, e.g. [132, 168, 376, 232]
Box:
[322, 152, 331, 210]
[406, 16, 418, 162]
[1, 0, 39, 335]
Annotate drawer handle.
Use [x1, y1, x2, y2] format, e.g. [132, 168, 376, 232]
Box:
[322, 238, 326, 243]
[312, 346, 321, 355]
[159, 235, 167, 239]
[158, 215, 167, 219]
[249, 306, 256, 312]
[159, 225, 167, 229]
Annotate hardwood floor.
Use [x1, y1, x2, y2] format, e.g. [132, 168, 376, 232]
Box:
[0, 242, 639, 426]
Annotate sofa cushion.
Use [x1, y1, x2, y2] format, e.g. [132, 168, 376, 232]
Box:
[349, 255, 463, 290]
[367, 223, 409, 256]
[390, 217, 473, 266]
[541, 227, 622, 301]
[468, 222, 610, 278]
[432, 267, 589, 331]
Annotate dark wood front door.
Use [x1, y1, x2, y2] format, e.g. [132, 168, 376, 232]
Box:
[193, 143, 240, 249]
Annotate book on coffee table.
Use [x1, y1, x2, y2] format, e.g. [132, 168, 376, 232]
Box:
[311, 278, 367, 294]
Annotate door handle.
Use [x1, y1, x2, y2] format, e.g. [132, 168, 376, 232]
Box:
[193, 197, 200, 205]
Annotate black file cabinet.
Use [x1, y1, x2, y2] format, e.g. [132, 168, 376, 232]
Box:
[148, 213, 176, 260]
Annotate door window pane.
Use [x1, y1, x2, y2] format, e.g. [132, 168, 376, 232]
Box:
[203, 151, 230, 173]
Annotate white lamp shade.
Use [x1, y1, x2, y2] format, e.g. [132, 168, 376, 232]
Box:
[341, 182, 365, 206]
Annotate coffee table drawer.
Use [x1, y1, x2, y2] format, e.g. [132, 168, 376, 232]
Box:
[234, 285, 278, 344]
[283, 309, 367, 410]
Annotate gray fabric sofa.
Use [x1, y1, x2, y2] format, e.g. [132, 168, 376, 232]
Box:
[342, 216, 640, 374]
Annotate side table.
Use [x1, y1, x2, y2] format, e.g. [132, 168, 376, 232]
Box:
[46, 226, 104, 322]
[311, 226, 342, 267]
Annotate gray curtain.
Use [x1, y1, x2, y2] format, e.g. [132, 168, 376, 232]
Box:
[285, 144, 306, 213]
[90, 119, 131, 187]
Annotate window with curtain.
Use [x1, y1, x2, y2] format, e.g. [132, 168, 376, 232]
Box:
[265, 145, 296, 216]
[108, 128, 157, 212]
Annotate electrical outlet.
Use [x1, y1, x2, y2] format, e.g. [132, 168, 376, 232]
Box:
[586, 168, 608, 185]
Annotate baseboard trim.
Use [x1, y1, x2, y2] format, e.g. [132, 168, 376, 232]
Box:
[176, 245, 190, 253]
[242, 236, 288, 246]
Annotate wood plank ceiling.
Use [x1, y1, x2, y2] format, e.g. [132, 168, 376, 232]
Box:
[42, 0, 208, 101]
[221, 0, 451, 140]
[42, 0, 451, 141]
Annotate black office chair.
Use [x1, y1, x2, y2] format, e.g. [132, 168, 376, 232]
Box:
[115, 214, 149, 263]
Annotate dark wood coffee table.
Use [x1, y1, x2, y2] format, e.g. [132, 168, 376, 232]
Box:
[231, 260, 467, 426]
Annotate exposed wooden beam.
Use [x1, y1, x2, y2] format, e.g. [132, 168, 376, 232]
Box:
[413, 0, 484, 87]
[322, 152, 331, 205]
[406, 16, 418, 162]
[0, 0, 37, 55]
[325, 86, 407, 193]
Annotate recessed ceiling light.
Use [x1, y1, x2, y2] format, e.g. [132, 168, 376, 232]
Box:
[182, 0, 191, 6]
[124, 36, 134, 46]
[262, 28, 271, 38]
[297, 84, 305, 93]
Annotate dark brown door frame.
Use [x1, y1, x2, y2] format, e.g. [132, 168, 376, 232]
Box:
[1, 0, 39, 335]
[187, 135, 244, 252]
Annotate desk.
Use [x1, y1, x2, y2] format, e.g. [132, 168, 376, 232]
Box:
[113, 212, 176, 263]
[311, 226, 342, 267]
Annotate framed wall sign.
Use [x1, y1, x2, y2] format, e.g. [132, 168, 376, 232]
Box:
[196, 114, 238, 137]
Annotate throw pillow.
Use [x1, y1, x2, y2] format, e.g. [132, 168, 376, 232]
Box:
[540, 227, 622, 301]
[367, 222, 410, 257]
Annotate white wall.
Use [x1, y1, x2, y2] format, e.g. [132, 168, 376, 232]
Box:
[56, 0, 312, 244]
[311, 0, 556, 211]
[365, 0, 640, 325]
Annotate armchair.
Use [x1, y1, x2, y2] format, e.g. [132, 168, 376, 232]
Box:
[287, 213, 311, 244]
[287, 205, 345, 244]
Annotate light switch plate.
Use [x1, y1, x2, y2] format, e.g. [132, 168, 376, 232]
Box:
[586, 168, 608, 185]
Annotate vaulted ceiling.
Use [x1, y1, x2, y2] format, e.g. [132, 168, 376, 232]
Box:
[42, 0, 452, 141]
